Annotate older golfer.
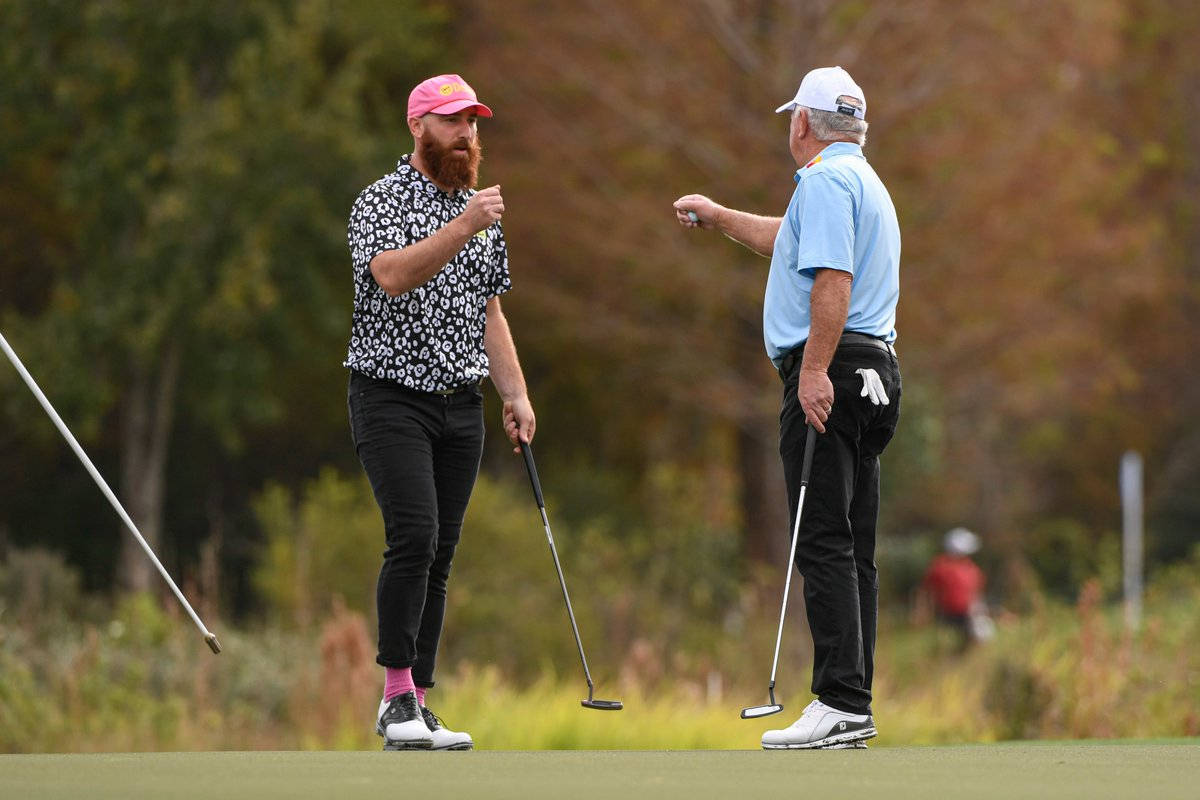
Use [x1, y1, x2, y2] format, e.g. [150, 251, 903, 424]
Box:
[346, 73, 534, 751]
[674, 66, 901, 749]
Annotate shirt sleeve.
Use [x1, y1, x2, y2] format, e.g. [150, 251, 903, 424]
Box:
[347, 185, 411, 281]
[489, 223, 513, 298]
[793, 172, 856, 276]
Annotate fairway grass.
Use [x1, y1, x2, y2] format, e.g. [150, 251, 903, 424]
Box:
[2, 743, 1198, 800]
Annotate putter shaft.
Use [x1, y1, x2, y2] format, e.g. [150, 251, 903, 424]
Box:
[537, 503, 594, 688]
[520, 441, 622, 710]
[748, 424, 817, 716]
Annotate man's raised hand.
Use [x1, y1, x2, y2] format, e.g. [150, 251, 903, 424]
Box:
[673, 194, 719, 229]
[462, 185, 504, 233]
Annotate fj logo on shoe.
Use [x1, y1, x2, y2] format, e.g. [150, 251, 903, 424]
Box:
[838, 722, 847, 731]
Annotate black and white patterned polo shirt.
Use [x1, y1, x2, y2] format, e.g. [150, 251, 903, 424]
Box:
[344, 155, 511, 392]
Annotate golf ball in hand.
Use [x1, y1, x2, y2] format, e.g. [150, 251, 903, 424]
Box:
[687, 211, 699, 223]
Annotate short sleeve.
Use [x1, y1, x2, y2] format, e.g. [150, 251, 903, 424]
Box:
[489, 223, 512, 298]
[347, 184, 411, 279]
[793, 173, 856, 276]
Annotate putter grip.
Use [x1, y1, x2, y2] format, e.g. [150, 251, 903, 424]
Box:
[520, 441, 545, 509]
[799, 424, 817, 486]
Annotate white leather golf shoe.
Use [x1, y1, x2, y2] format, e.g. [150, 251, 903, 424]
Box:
[421, 706, 474, 751]
[761, 699, 876, 750]
[375, 692, 433, 750]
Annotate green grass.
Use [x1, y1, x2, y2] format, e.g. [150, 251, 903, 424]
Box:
[2, 744, 1198, 800]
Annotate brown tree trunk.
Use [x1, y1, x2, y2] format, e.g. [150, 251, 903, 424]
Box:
[736, 418, 788, 567]
[118, 342, 181, 592]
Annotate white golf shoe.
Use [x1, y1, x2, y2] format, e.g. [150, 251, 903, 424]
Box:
[421, 706, 474, 751]
[761, 699, 876, 750]
[375, 692, 433, 750]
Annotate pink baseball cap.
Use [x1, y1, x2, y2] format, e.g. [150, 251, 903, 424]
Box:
[407, 74, 493, 119]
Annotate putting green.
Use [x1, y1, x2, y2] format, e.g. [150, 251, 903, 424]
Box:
[1, 744, 1196, 799]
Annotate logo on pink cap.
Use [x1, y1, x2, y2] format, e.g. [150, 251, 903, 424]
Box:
[407, 74, 494, 119]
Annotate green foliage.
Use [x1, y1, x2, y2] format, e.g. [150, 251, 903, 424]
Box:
[253, 468, 381, 626]
[1024, 518, 1121, 600]
[0, 548, 87, 634]
[250, 462, 744, 681]
[442, 472, 581, 675]
[984, 659, 1054, 740]
[5, 547, 1200, 751]
[876, 533, 938, 607]
[1144, 544, 1200, 608]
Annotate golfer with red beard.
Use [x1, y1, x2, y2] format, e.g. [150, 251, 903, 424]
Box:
[345, 74, 535, 751]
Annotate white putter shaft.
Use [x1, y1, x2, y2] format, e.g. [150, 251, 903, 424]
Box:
[742, 423, 817, 718]
[1, 331, 221, 654]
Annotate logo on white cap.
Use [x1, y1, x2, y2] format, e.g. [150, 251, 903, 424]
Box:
[775, 66, 866, 120]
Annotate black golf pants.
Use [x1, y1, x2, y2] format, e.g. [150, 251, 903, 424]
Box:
[348, 370, 484, 686]
[778, 338, 901, 716]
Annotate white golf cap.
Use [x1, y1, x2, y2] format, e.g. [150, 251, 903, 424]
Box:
[944, 527, 981, 556]
[775, 66, 866, 120]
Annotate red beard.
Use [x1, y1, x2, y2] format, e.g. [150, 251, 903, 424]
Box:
[418, 134, 482, 191]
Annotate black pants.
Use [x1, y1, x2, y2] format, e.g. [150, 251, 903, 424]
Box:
[348, 370, 484, 686]
[778, 336, 901, 715]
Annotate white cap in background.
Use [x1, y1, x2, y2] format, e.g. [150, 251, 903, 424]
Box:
[944, 527, 981, 556]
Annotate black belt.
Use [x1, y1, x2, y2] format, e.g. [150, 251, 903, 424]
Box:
[430, 381, 480, 396]
[778, 332, 896, 377]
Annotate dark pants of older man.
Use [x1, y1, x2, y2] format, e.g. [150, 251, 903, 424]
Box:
[778, 334, 901, 716]
[348, 370, 484, 688]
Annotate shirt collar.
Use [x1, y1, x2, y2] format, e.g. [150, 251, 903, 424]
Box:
[794, 141, 864, 180]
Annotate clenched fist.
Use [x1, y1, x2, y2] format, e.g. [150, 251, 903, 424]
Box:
[461, 185, 505, 234]
[673, 194, 721, 229]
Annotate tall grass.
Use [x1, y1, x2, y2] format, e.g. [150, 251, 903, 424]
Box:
[2, 547, 1198, 752]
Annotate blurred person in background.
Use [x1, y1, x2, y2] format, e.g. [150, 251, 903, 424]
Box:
[916, 527, 994, 651]
[674, 66, 901, 750]
[345, 73, 535, 751]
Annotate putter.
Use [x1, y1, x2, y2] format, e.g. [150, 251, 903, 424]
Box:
[741, 423, 817, 719]
[519, 441, 622, 711]
[1, 331, 221, 655]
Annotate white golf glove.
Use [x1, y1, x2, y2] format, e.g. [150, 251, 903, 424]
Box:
[855, 368, 889, 405]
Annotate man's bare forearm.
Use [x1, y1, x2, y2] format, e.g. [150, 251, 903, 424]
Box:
[483, 297, 527, 401]
[800, 268, 852, 373]
[714, 207, 783, 257]
[369, 217, 475, 297]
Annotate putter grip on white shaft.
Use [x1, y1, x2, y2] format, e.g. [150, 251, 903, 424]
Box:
[520, 441, 545, 509]
[800, 424, 817, 486]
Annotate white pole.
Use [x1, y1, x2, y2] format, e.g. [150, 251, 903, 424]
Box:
[1119, 450, 1143, 631]
[1, 331, 221, 653]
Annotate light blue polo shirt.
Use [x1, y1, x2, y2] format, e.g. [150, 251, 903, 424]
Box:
[763, 141, 901, 367]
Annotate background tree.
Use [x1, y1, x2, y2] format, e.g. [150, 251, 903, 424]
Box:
[462, 0, 1196, 593]
[1, 0, 1196, 619]
[0, 0, 449, 595]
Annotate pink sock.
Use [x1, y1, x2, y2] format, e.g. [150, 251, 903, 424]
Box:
[415, 687, 427, 706]
[384, 667, 416, 702]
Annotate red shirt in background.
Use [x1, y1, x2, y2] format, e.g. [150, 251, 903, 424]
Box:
[922, 554, 984, 616]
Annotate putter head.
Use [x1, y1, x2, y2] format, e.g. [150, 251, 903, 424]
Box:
[740, 703, 784, 719]
[581, 698, 623, 711]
